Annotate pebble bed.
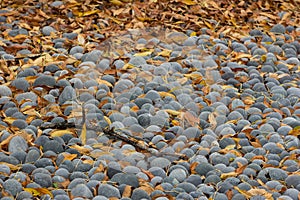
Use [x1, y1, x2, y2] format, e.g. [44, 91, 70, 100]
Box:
[0, 7, 300, 200]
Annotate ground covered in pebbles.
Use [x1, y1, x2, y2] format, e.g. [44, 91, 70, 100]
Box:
[0, 0, 300, 200]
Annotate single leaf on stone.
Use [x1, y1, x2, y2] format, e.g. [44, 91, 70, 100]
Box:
[288, 126, 300, 136]
[3, 117, 17, 124]
[0, 162, 21, 171]
[221, 172, 238, 179]
[77, 34, 85, 46]
[233, 186, 252, 199]
[69, 144, 91, 154]
[225, 144, 236, 150]
[90, 151, 114, 159]
[157, 49, 172, 57]
[122, 185, 132, 198]
[50, 130, 75, 137]
[80, 123, 87, 145]
[182, 111, 200, 127]
[236, 162, 248, 174]
[134, 50, 153, 57]
[164, 109, 181, 116]
[24, 188, 53, 198]
[158, 91, 176, 99]
[190, 162, 198, 174]
[62, 153, 77, 161]
[208, 113, 217, 129]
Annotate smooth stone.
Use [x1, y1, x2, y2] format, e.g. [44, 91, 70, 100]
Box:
[71, 184, 93, 198]
[150, 157, 171, 168]
[195, 163, 215, 176]
[131, 188, 150, 200]
[3, 179, 22, 196]
[111, 173, 139, 188]
[98, 184, 121, 198]
[285, 175, 300, 188]
[0, 86, 12, 97]
[33, 75, 56, 87]
[58, 86, 76, 105]
[33, 173, 52, 187]
[42, 26, 56, 36]
[8, 136, 28, 154]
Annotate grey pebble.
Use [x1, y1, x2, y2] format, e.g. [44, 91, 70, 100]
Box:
[3, 179, 22, 196]
[42, 26, 56, 36]
[98, 184, 121, 198]
[71, 184, 93, 198]
[8, 136, 28, 154]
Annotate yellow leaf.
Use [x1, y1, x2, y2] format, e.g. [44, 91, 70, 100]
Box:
[184, 73, 202, 79]
[80, 123, 87, 145]
[158, 91, 176, 99]
[83, 10, 99, 16]
[50, 130, 74, 137]
[110, 0, 124, 5]
[134, 50, 153, 57]
[190, 32, 197, 36]
[233, 186, 252, 199]
[289, 127, 300, 136]
[164, 109, 181, 116]
[178, 0, 197, 5]
[24, 188, 53, 198]
[122, 63, 136, 69]
[157, 49, 172, 57]
[225, 144, 236, 150]
[3, 117, 17, 124]
[220, 172, 238, 179]
[103, 116, 112, 125]
[97, 79, 113, 87]
[62, 153, 77, 161]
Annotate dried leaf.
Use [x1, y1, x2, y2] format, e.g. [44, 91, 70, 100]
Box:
[177, 0, 197, 6]
[50, 130, 74, 137]
[0, 162, 21, 171]
[69, 144, 91, 154]
[134, 50, 153, 57]
[221, 172, 238, 179]
[62, 153, 78, 161]
[80, 123, 87, 145]
[122, 185, 132, 198]
[158, 91, 176, 99]
[24, 188, 53, 198]
[164, 109, 181, 116]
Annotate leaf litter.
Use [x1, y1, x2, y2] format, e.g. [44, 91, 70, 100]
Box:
[0, 0, 299, 199]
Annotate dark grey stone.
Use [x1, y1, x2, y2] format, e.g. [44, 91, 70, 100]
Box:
[98, 184, 121, 198]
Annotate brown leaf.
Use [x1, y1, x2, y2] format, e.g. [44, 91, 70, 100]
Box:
[122, 185, 132, 198]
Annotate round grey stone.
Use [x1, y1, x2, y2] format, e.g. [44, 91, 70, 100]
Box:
[8, 136, 28, 154]
[71, 184, 93, 198]
[58, 86, 76, 105]
[42, 26, 56, 36]
[111, 173, 139, 188]
[150, 157, 171, 168]
[98, 184, 121, 198]
[3, 179, 22, 196]
[33, 173, 52, 187]
[33, 75, 56, 87]
[0, 85, 12, 97]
